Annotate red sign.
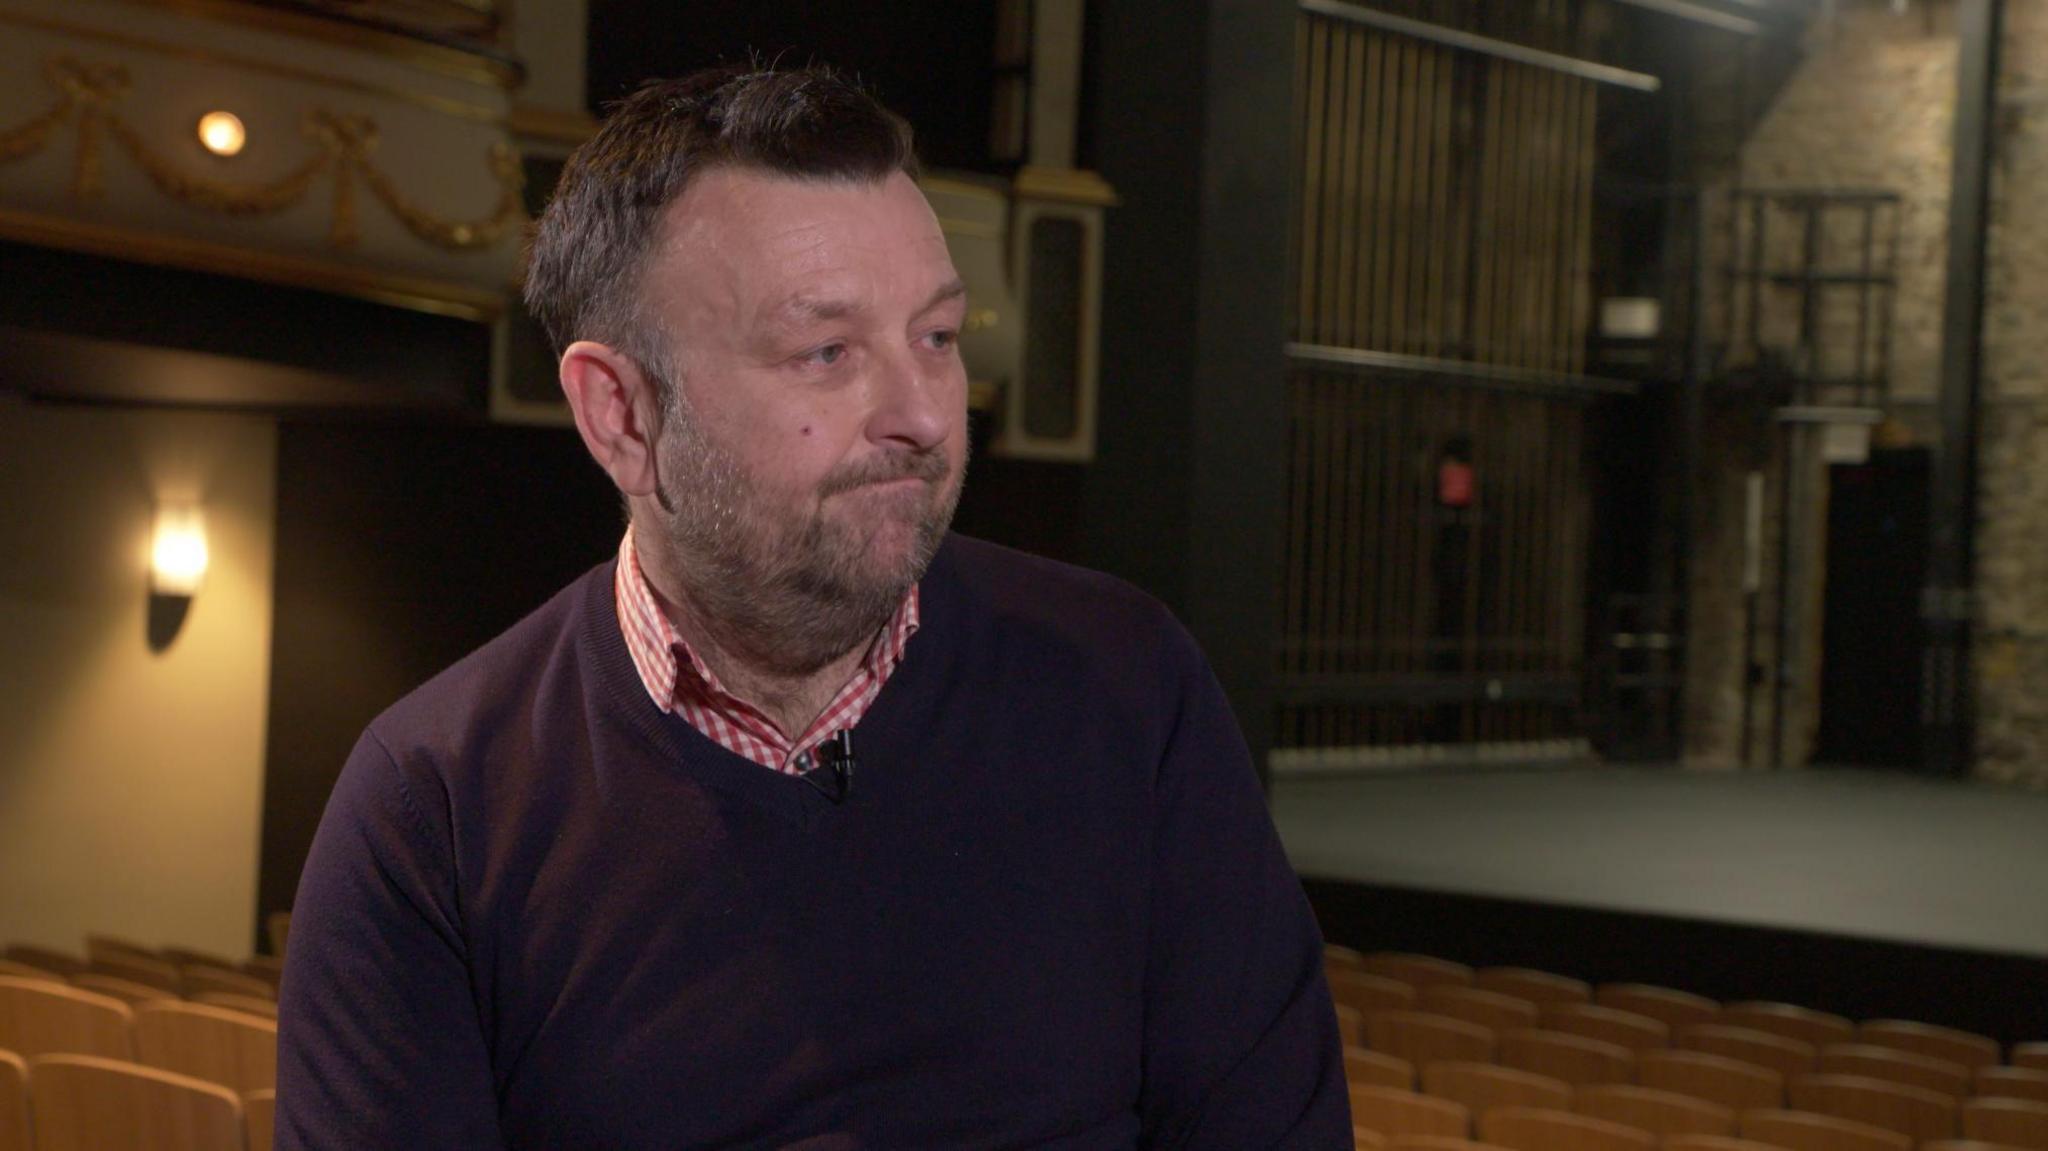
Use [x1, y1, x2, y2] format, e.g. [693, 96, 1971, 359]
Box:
[1438, 459, 1475, 508]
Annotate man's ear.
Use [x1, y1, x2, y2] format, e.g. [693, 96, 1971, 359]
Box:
[560, 340, 665, 498]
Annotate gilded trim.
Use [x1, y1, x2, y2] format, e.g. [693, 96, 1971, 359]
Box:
[0, 7, 506, 123]
[507, 103, 596, 147]
[1, 57, 525, 253]
[101, 0, 522, 89]
[1013, 165, 1119, 208]
[0, 204, 505, 320]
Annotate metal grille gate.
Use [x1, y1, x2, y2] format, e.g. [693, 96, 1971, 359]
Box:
[1277, 3, 1606, 770]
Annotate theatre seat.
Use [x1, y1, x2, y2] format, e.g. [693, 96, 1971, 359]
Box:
[1479, 1105, 1658, 1151]
[132, 1001, 278, 1094]
[1573, 1084, 1737, 1138]
[0, 1050, 25, 1151]
[1597, 985, 1722, 1034]
[1961, 1098, 2048, 1150]
[1788, 1072, 1955, 1142]
[1473, 969, 1591, 1007]
[1681, 1025, 1819, 1082]
[1334, 970, 1423, 1016]
[0, 978, 133, 1061]
[1498, 1029, 1636, 1087]
[1363, 954, 1476, 990]
[27, 1055, 244, 1151]
[1421, 987, 1542, 1035]
[1738, 1109, 1911, 1151]
[1816, 1043, 1970, 1098]
[1856, 1020, 2000, 1070]
[1976, 1068, 2048, 1106]
[1351, 1085, 1471, 1141]
[1370, 1011, 1497, 1068]
[1348, 1046, 1416, 1090]
[1718, 1005, 1855, 1052]
[1540, 1004, 1670, 1052]
[245, 1088, 276, 1151]
[1422, 1062, 1574, 1115]
[1638, 1049, 1787, 1112]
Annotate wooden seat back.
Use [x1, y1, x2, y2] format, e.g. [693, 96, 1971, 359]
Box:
[1817, 1043, 1970, 1097]
[1856, 1020, 1999, 1070]
[132, 1001, 278, 1094]
[1362, 953, 1475, 990]
[1596, 984, 1721, 1034]
[1350, 1085, 1471, 1140]
[1421, 1061, 1573, 1115]
[1573, 1084, 1737, 1137]
[1473, 969, 1590, 1007]
[1421, 987, 1541, 1036]
[245, 1088, 276, 1151]
[1961, 1098, 2048, 1151]
[180, 966, 275, 1002]
[1638, 1048, 1786, 1112]
[1498, 1028, 1635, 1087]
[0, 978, 133, 1061]
[1479, 1105, 1657, 1151]
[1681, 1024, 1819, 1081]
[1541, 1003, 1670, 1052]
[1369, 1011, 1496, 1068]
[0, 1050, 26, 1151]
[1333, 969, 1421, 1017]
[26, 1054, 244, 1151]
[1788, 1073, 1956, 1142]
[1738, 1108, 1912, 1151]
[1347, 1045, 1416, 1090]
[1976, 1067, 2048, 1106]
[1718, 1005, 1855, 1051]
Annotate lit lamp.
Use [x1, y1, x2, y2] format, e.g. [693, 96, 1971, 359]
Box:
[197, 111, 246, 157]
[151, 503, 208, 597]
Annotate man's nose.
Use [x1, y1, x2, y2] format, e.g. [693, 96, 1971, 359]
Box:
[864, 346, 953, 452]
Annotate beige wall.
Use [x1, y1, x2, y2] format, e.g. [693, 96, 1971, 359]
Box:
[0, 397, 277, 956]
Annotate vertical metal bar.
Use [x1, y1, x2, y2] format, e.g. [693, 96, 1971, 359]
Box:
[1388, 40, 1421, 356]
[1856, 200, 1875, 403]
[1925, 0, 2002, 778]
[1295, 16, 1326, 341]
[1331, 28, 1365, 348]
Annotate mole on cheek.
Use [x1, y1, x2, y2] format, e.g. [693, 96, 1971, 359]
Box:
[800, 426, 813, 437]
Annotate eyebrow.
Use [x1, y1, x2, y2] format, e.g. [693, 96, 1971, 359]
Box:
[767, 277, 968, 329]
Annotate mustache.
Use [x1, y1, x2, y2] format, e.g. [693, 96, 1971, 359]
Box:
[816, 449, 949, 498]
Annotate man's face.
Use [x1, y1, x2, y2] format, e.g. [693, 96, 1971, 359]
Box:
[634, 167, 969, 672]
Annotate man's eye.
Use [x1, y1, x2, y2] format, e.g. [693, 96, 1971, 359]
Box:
[926, 330, 957, 351]
[805, 344, 846, 367]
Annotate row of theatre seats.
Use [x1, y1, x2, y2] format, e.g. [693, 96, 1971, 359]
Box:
[1326, 947, 2048, 1151]
[0, 932, 288, 1151]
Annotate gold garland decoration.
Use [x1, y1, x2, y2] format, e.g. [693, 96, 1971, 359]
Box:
[0, 55, 523, 253]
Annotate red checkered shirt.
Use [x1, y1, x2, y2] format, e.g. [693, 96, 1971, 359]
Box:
[613, 525, 920, 774]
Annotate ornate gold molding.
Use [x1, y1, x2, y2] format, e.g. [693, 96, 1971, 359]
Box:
[1, 56, 524, 254]
[0, 203, 504, 320]
[103, 0, 522, 89]
[0, 7, 505, 124]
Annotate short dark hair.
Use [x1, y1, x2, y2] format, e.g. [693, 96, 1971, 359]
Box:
[524, 65, 919, 371]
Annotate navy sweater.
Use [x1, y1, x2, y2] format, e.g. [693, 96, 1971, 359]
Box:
[277, 535, 1349, 1149]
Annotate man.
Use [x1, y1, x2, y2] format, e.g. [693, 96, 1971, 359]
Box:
[277, 65, 1348, 1149]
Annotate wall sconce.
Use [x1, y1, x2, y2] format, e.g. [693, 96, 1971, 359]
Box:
[197, 111, 246, 157]
[148, 502, 205, 651]
[151, 503, 208, 596]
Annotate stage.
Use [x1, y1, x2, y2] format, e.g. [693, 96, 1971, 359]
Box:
[1272, 766, 2048, 1044]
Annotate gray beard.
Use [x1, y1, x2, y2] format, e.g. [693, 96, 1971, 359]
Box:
[646, 412, 962, 676]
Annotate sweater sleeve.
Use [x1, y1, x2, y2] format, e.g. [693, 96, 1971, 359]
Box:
[1137, 630, 1352, 1149]
[275, 729, 506, 1150]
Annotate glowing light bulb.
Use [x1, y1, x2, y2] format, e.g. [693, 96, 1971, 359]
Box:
[197, 111, 246, 157]
[151, 504, 208, 596]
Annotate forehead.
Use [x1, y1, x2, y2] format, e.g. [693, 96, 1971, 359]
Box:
[649, 167, 954, 314]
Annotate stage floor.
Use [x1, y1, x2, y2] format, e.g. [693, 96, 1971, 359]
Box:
[1271, 766, 2048, 961]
